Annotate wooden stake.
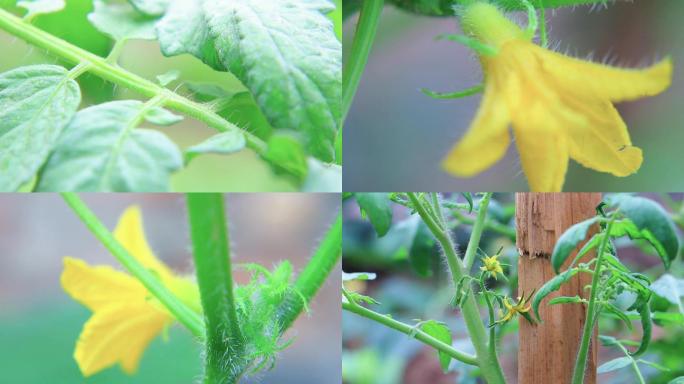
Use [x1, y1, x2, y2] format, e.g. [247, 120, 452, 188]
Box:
[516, 193, 601, 384]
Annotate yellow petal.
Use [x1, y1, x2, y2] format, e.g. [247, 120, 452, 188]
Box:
[442, 82, 511, 177]
[114, 206, 174, 284]
[512, 118, 568, 192]
[61, 257, 147, 312]
[535, 45, 673, 102]
[561, 96, 643, 176]
[74, 304, 169, 376]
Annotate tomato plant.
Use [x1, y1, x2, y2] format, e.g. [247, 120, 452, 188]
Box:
[343, 192, 684, 383]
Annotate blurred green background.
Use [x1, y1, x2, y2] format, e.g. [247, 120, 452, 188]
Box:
[0, 193, 341, 383]
[343, 0, 684, 191]
[0, 0, 342, 192]
[343, 193, 684, 384]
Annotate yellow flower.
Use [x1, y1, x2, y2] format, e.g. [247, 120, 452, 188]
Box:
[499, 294, 531, 323]
[442, 2, 673, 191]
[61, 206, 201, 377]
[480, 254, 504, 279]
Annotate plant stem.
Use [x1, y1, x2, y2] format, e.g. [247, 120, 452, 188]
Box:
[61, 193, 205, 339]
[342, 301, 478, 366]
[0, 9, 270, 159]
[342, 0, 383, 121]
[186, 194, 244, 384]
[407, 193, 506, 384]
[615, 342, 646, 384]
[462, 193, 492, 271]
[571, 216, 617, 384]
[277, 212, 342, 331]
[452, 210, 516, 241]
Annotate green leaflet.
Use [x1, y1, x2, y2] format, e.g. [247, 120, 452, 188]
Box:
[128, 0, 169, 16]
[261, 133, 309, 183]
[630, 298, 652, 357]
[37, 100, 183, 192]
[355, 193, 393, 237]
[302, 158, 342, 192]
[608, 195, 679, 268]
[532, 267, 579, 321]
[17, 0, 64, 18]
[650, 274, 684, 311]
[0, 65, 80, 192]
[88, 0, 157, 41]
[186, 82, 273, 140]
[419, 320, 452, 373]
[597, 357, 632, 374]
[184, 131, 246, 165]
[156, 0, 342, 162]
[156, 69, 180, 87]
[551, 217, 599, 274]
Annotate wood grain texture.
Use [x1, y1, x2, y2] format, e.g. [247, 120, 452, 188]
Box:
[516, 193, 601, 384]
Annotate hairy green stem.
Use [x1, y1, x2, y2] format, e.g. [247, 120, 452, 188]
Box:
[277, 213, 342, 331]
[571, 216, 617, 384]
[342, 301, 478, 366]
[407, 193, 506, 384]
[342, 0, 383, 121]
[186, 194, 244, 384]
[0, 9, 270, 157]
[61, 193, 205, 338]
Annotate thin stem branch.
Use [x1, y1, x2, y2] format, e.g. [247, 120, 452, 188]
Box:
[571, 215, 617, 384]
[0, 9, 270, 159]
[407, 193, 506, 384]
[61, 193, 205, 338]
[277, 213, 342, 331]
[342, 0, 383, 121]
[186, 194, 244, 383]
[342, 301, 478, 366]
[452, 210, 516, 241]
[462, 193, 492, 271]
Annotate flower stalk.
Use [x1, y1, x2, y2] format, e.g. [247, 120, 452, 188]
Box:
[61, 193, 205, 338]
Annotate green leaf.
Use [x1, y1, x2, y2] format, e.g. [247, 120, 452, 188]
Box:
[608, 194, 679, 268]
[184, 131, 246, 165]
[17, 0, 64, 18]
[156, 0, 342, 162]
[156, 69, 180, 87]
[597, 357, 632, 374]
[551, 217, 599, 274]
[302, 158, 341, 192]
[88, 0, 158, 41]
[603, 302, 634, 331]
[261, 133, 308, 183]
[0, 65, 81, 192]
[651, 274, 684, 311]
[630, 298, 652, 357]
[668, 377, 684, 384]
[419, 320, 452, 373]
[37, 100, 182, 191]
[186, 83, 273, 140]
[548, 296, 585, 305]
[355, 193, 393, 237]
[128, 0, 169, 16]
[342, 272, 377, 281]
[461, 192, 473, 213]
[409, 219, 436, 277]
[532, 268, 580, 321]
[637, 359, 670, 372]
